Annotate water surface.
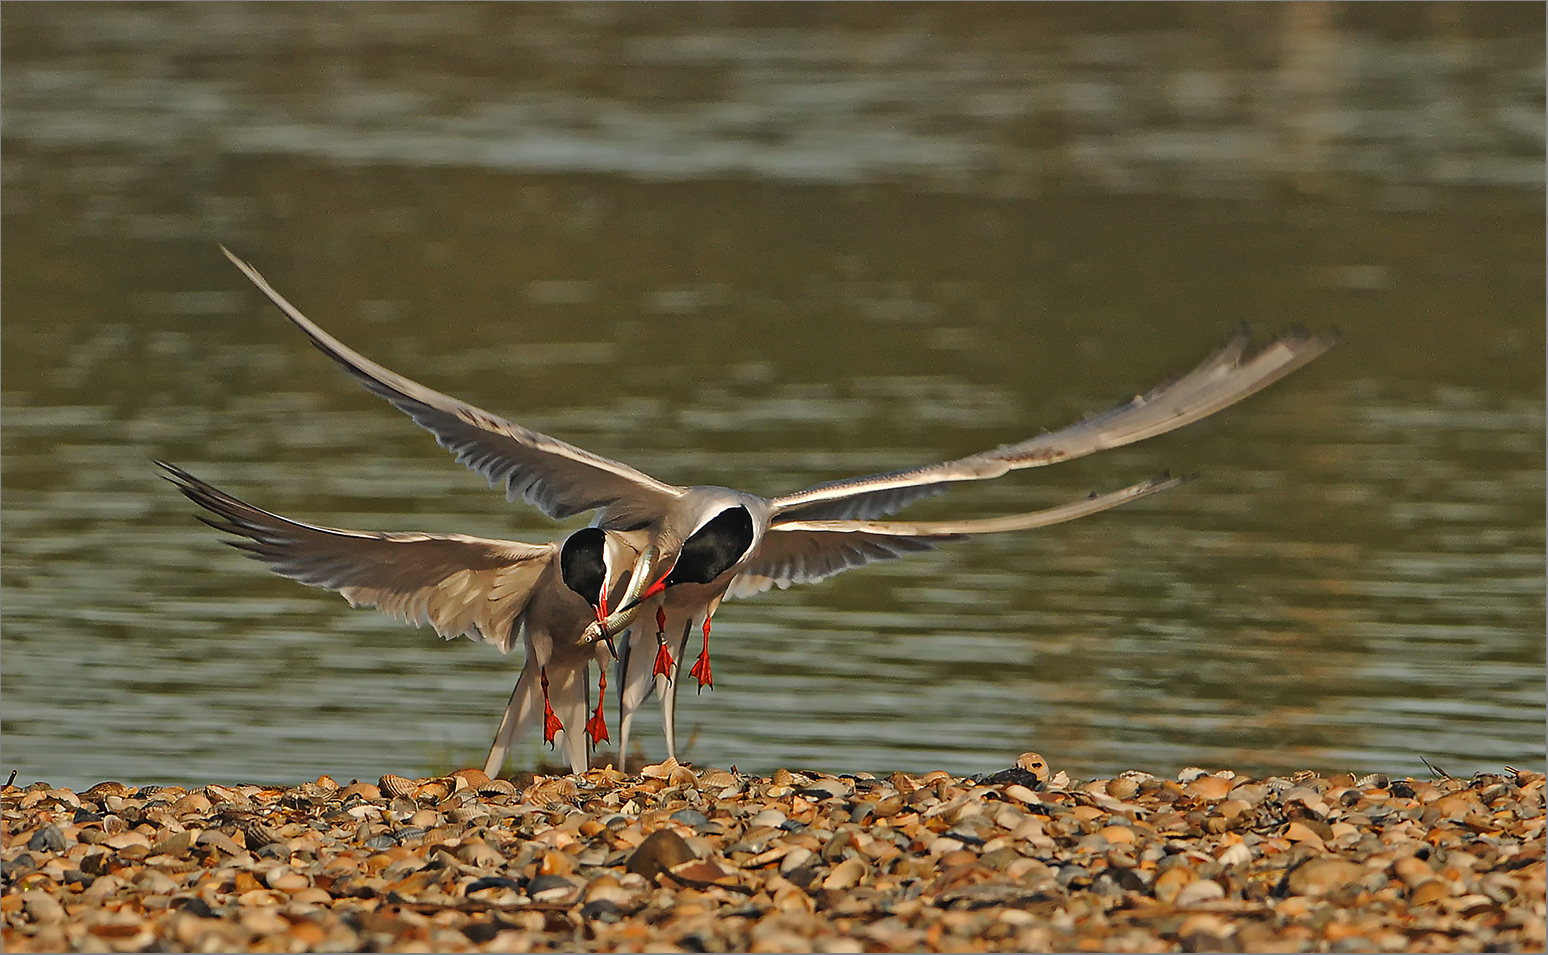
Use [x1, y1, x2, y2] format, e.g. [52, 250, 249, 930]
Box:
[3, 5, 1542, 790]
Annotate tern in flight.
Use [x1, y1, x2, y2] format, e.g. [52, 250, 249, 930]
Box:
[219, 247, 1334, 767]
[159, 461, 655, 775]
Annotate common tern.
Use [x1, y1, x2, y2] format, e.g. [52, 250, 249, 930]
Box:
[158, 461, 654, 775]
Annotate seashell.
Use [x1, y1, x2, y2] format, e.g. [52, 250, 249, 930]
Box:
[667, 765, 699, 789]
[451, 768, 491, 789]
[455, 840, 504, 868]
[698, 769, 736, 789]
[583, 873, 630, 905]
[772, 881, 815, 914]
[425, 825, 464, 843]
[410, 780, 450, 804]
[391, 826, 427, 845]
[525, 777, 578, 805]
[448, 805, 490, 825]
[526, 873, 580, 904]
[104, 830, 153, 851]
[625, 828, 696, 881]
[749, 808, 787, 829]
[1183, 775, 1233, 802]
[170, 792, 213, 818]
[240, 822, 279, 850]
[639, 758, 681, 780]
[378, 775, 417, 799]
[1015, 753, 1049, 780]
[779, 846, 815, 874]
[1284, 857, 1367, 897]
[477, 778, 518, 798]
[1106, 776, 1140, 800]
[201, 784, 248, 807]
[1216, 841, 1253, 867]
[669, 857, 740, 887]
[150, 830, 193, 857]
[1174, 877, 1226, 907]
[822, 857, 868, 890]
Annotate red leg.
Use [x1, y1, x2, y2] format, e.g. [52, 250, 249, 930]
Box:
[652, 605, 674, 680]
[585, 668, 609, 745]
[539, 668, 562, 746]
[689, 613, 713, 691]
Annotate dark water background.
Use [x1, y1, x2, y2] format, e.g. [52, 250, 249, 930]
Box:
[3, 3, 1543, 790]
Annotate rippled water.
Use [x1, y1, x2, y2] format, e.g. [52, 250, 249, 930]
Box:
[3, 6, 1543, 790]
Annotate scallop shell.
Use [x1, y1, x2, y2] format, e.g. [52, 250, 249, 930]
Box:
[477, 779, 518, 798]
[410, 780, 450, 804]
[640, 758, 681, 780]
[450, 768, 490, 788]
[448, 805, 490, 825]
[526, 777, 578, 805]
[666, 766, 699, 789]
[1106, 776, 1140, 800]
[83, 781, 134, 799]
[379, 774, 418, 799]
[698, 769, 737, 789]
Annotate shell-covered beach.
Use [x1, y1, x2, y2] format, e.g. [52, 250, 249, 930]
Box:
[3, 757, 1542, 952]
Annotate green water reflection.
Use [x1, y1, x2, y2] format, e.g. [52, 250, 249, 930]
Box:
[2, 4, 1542, 788]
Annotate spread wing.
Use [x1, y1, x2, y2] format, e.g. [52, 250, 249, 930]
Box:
[160, 461, 564, 652]
[769, 328, 1333, 521]
[221, 247, 683, 530]
[728, 474, 1185, 598]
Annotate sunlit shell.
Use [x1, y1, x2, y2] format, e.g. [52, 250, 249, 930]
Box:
[450, 768, 491, 789]
[1106, 776, 1140, 800]
[378, 774, 417, 799]
[477, 779, 518, 798]
[639, 758, 681, 780]
[410, 780, 450, 804]
[525, 777, 578, 805]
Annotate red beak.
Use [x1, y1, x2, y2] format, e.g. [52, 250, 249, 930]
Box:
[615, 569, 671, 615]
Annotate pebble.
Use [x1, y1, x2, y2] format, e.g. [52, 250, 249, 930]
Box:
[2, 763, 1542, 952]
[1286, 857, 1370, 897]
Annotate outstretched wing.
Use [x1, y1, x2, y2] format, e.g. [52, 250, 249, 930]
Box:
[221, 247, 684, 530]
[769, 328, 1332, 521]
[728, 474, 1185, 598]
[160, 461, 562, 652]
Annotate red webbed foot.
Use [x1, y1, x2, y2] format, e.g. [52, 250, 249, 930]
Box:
[652, 606, 674, 680]
[539, 668, 562, 746]
[689, 615, 713, 691]
[586, 671, 610, 745]
[689, 649, 712, 690]
[653, 640, 675, 680]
